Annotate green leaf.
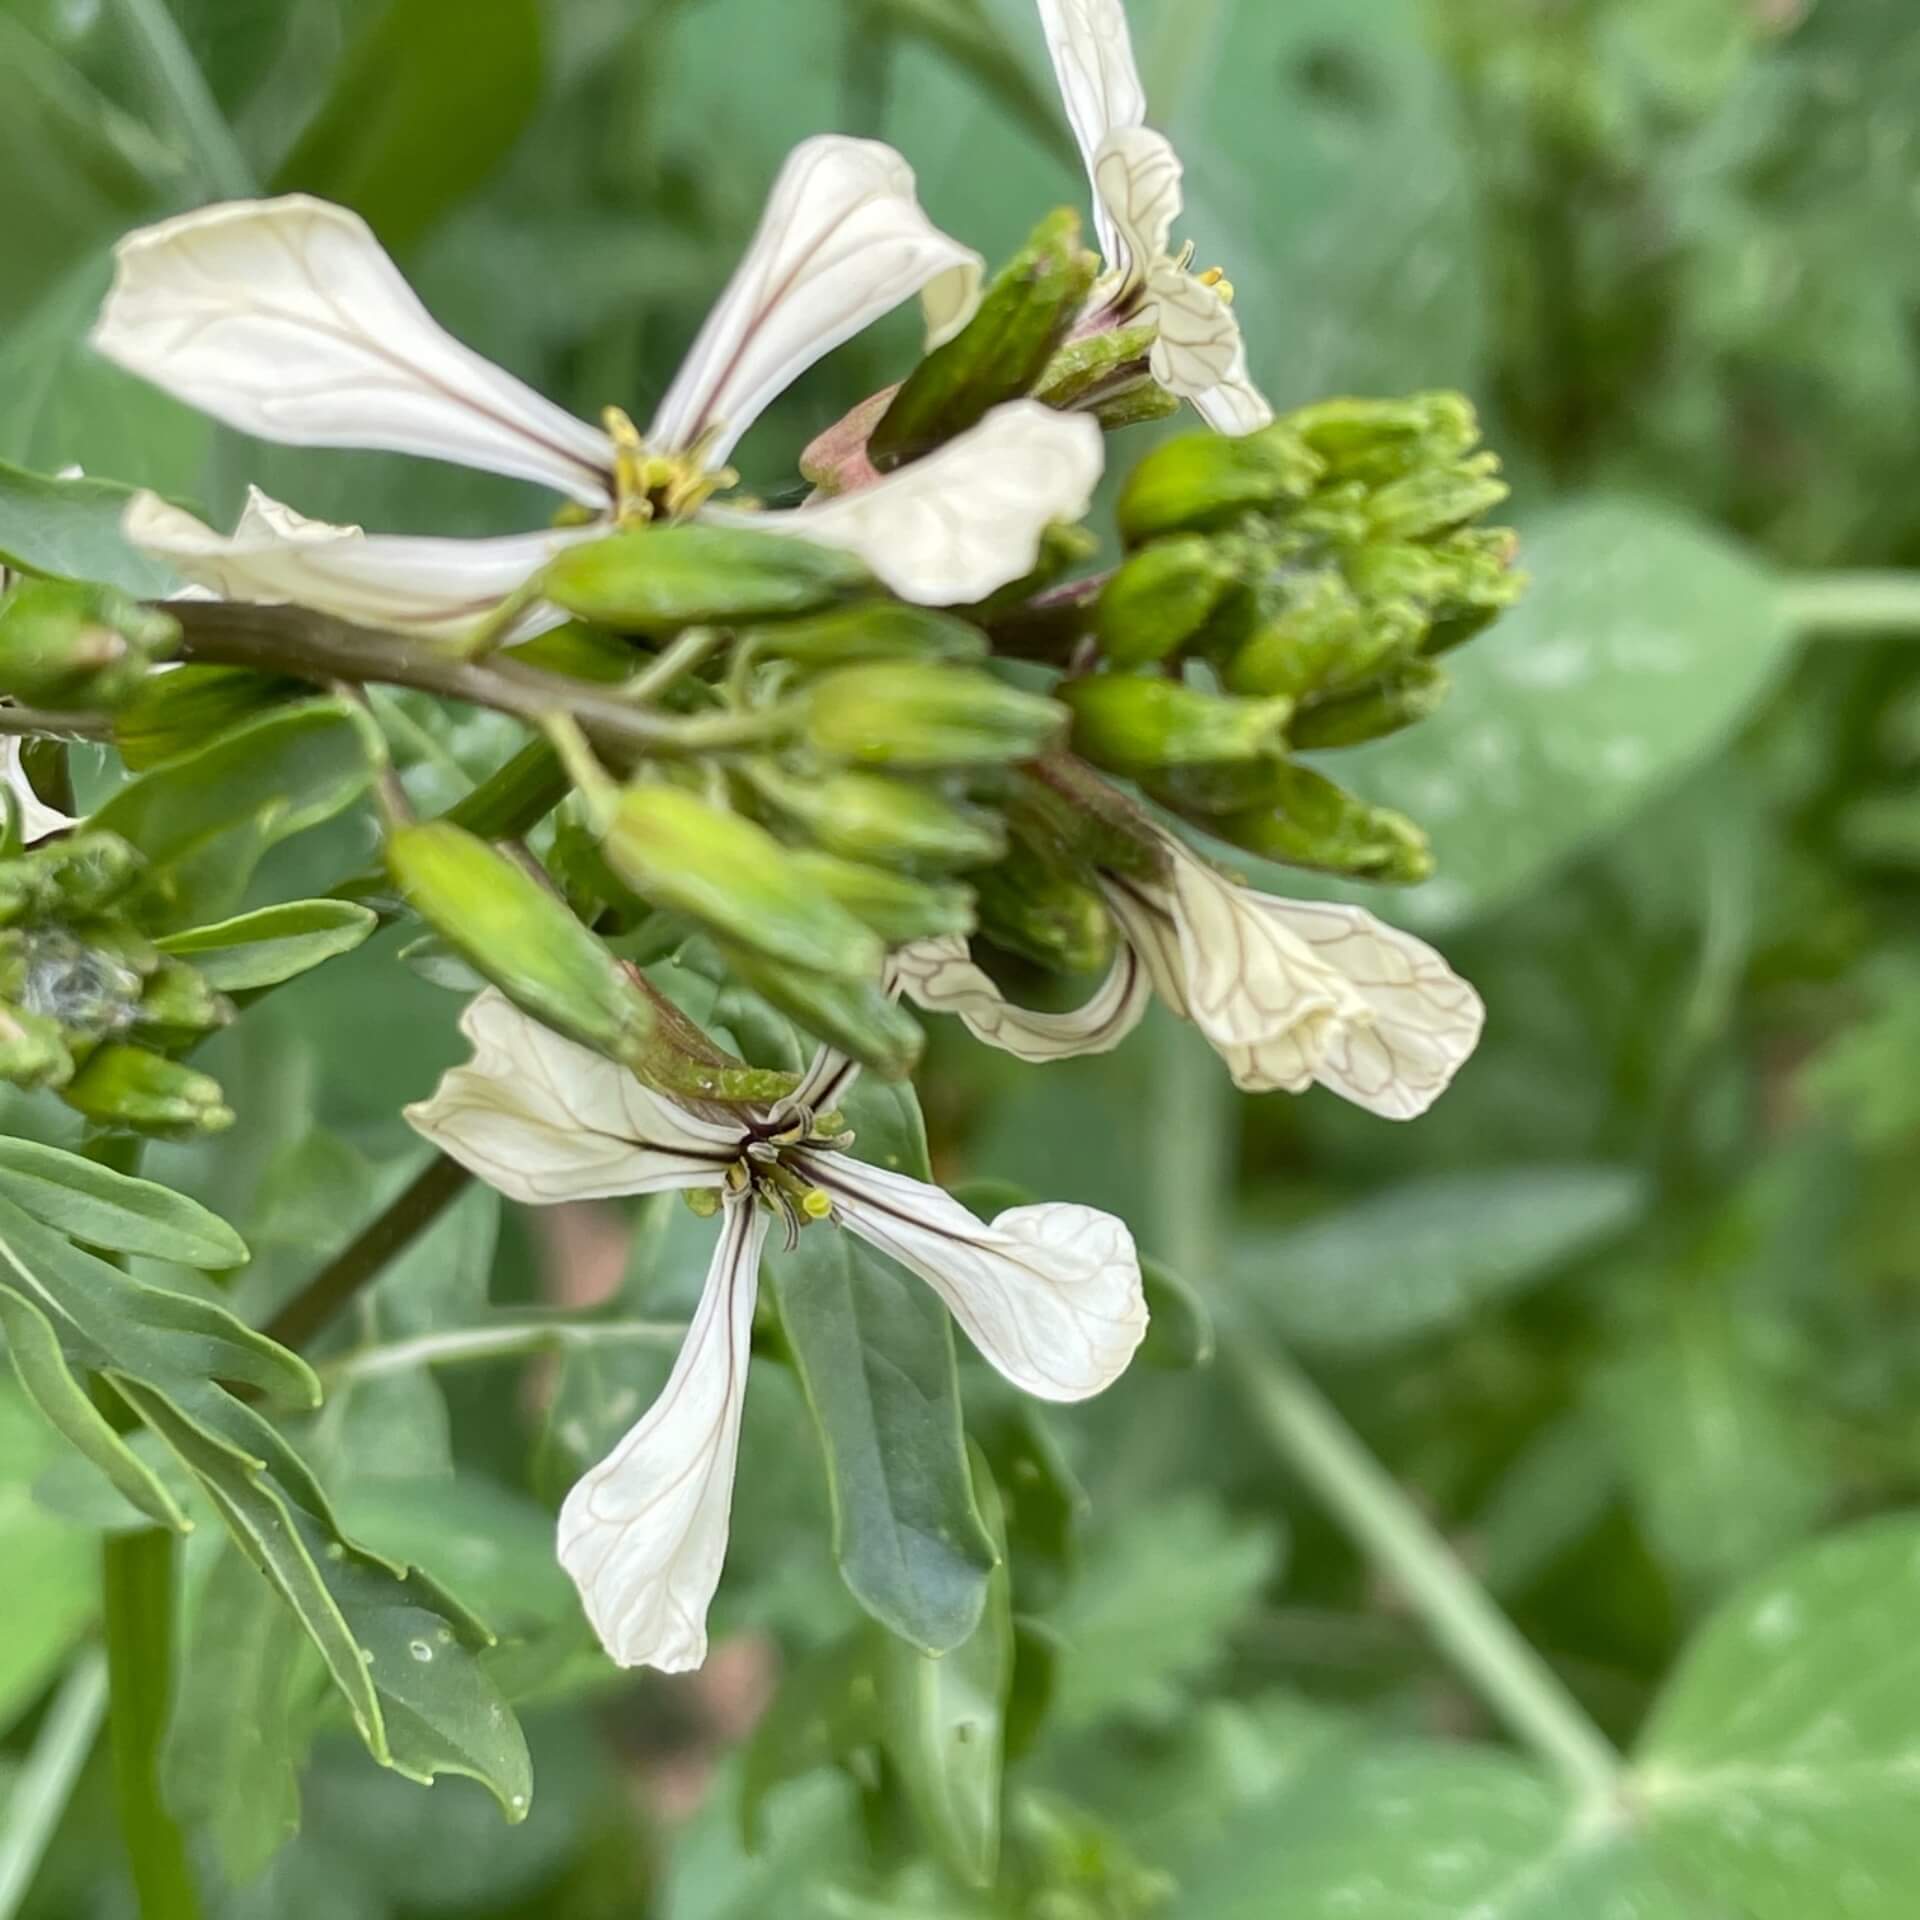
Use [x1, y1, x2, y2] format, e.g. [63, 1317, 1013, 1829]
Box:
[92, 698, 381, 929]
[1635, 1515, 1920, 1919]
[157, 899, 381, 992]
[272, 0, 545, 254]
[1050, 1497, 1282, 1729]
[875, 1449, 1014, 1887]
[1236, 1165, 1649, 1353]
[0, 1139, 248, 1268]
[0, 461, 180, 596]
[1279, 499, 1794, 930]
[164, 1544, 314, 1884]
[0, 1380, 95, 1738]
[771, 1227, 998, 1656]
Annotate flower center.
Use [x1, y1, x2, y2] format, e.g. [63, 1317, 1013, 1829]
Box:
[688, 1102, 856, 1247]
[603, 407, 738, 527]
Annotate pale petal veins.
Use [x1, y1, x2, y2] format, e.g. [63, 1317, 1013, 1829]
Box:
[647, 136, 983, 467]
[125, 489, 586, 639]
[892, 935, 1150, 1062]
[714, 402, 1103, 606]
[404, 992, 739, 1206]
[801, 1152, 1147, 1403]
[1092, 128, 1184, 299]
[91, 196, 615, 505]
[556, 1194, 768, 1671]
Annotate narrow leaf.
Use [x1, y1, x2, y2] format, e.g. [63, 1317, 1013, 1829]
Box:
[0, 1138, 248, 1267]
[158, 899, 380, 991]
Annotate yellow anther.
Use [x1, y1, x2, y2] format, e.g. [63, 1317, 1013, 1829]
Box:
[603, 406, 655, 527]
[685, 1186, 724, 1217]
[600, 407, 736, 525]
[800, 1186, 833, 1222]
[1198, 266, 1236, 305]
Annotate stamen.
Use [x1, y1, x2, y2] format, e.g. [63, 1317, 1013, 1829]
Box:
[603, 406, 655, 527]
[1197, 265, 1236, 305]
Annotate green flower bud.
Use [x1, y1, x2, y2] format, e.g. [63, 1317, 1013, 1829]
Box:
[872, 208, 1098, 469]
[15, 929, 146, 1038]
[0, 1000, 73, 1089]
[1061, 675, 1292, 777]
[1116, 426, 1323, 545]
[508, 620, 646, 684]
[19, 832, 143, 919]
[541, 524, 872, 637]
[1289, 659, 1451, 749]
[1095, 536, 1243, 668]
[1222, 574, 1424, 702]
[1208, 764, 1434, 883]
[749, 766, 1006, 871]
[737, 602, 988, 669]
[788, 852, 975, 945]
[1287, 392, 1480, 481]
[115, 666, 301, 772]
[388, 821, 661, 1065]
[62, 1045, 233, 1136]
[804, 662, 1065, 770]
[131, 958, 233, 1043]
[601, 786, 881, 979]
[1034, 320, 1156, 412]
[0, 579, 178, 709]
[716, 942, 923, 1081]
[1363, 452, 1509, 544]
[971, 839, 1114, 977]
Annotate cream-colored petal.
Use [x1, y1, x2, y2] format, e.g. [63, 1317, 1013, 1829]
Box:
[805, 1152, 1146, 1402]
[1256, 898, 1484, 1119]
[91, 197, 614, 505]
[647, 137, 982, 466]
[404, 992, 740, 1205]
[1144, 259, 1249, 401]
[1191, 360, 1275, 437]
[1037, 0, 1148, 269]
[1, 738, 74, 844]
[1105, 846, 1367, 1095]
[1091, 126, 1183, 294]
[891, 935, 1148, 1063]
[557, 1194, 766, 1670]
[714, 402, 1102, 606]
[124, 489, 584, 639]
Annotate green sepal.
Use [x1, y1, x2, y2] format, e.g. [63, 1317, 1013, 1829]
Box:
[1117, 425, 1324, 544]
[1062, 674, 1293, 777]
[803, 661, 1066, 771]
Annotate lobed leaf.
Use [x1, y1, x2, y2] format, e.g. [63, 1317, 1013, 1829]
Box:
[0, 1138, 248, 1267]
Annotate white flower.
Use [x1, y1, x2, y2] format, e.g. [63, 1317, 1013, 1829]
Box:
[1037, 0, 1273, 435]
[896, 821, 1482, 1119]
[406, 992, 1147, 1671]
[90, 138, 1104, 633]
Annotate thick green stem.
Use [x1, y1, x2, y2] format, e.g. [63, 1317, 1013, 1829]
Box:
[106, 0, 254, 199]
[102, 1530, 201, 1920]
[0, 1653, 108, 1920]
[263, 1155, 472, 1352]
[1232, 1337, 1622, 1805]
[1781, 571, 1920, 638]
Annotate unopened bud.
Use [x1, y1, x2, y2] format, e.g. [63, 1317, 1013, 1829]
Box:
[131, 958, 232, 1043]
[62, 1045, 233, 1135]
[737, 602, 988, 669]
[1223, 574, 1423, 702]
[541, 524, 871, 637]
[871, 208, 1098, 469]
[1117, 425, 1323, 545]
[1288, 392, 1480, 481]
[1288, 660, 1450, 749]
[804, 662, 1065, 770]
[1062, 675, 1292, 777]
[0, 580, 177, 709]
[717, 943, 923, 1081]
[1364, 453, 1508, 544]
[750, 766, 1006, 871]
[1209, 764, 1434, 883]
[1095, 536, 1243, 667]
[789, 852, 975, 945]
[0, 1001, 73, 1088]
[388, 822, 660, 1064]
[114, 666, 300, 771]
[18, 832, 143, 919]
[602, 786, 881, 979]
[1034, 319, 1156, 411]
[971, 840, 1114, 977]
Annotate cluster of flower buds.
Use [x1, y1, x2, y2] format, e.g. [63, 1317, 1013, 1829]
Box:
[1053, 393, 1522, 884]
[0, 830, 233, 1133]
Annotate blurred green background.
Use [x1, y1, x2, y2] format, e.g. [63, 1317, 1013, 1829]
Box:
[10, 0, 1920, 1914]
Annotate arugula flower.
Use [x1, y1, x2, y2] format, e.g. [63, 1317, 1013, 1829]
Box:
[407, 992, 1146, 1671]
[1038, 0, 1273, 434]
[895, 816, 1483, 1119]
[91, 137, 1103, 634]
